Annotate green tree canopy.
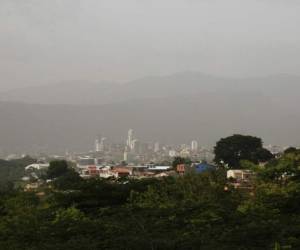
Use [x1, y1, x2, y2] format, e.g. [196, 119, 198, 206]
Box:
[46, 160, 69, 179]
[284, 147, 299, 154]
[0, 156, 36, 188]
[214, 134, 273, 168]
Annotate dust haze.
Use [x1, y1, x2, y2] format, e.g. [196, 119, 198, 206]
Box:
[0, 0, 300, 153]
[1, 0, 300, 90]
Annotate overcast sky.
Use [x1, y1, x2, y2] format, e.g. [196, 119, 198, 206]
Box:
[1, 0, 300, 91]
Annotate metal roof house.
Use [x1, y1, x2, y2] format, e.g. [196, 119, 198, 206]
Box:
[194, 162, 216, 173]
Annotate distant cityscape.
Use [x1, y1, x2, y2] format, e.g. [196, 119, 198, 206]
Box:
[3, 128, 288, 165]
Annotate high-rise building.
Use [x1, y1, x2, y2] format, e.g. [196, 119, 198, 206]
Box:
[154, 142, 160, 153]
[191, 140, 198, 152]
[126, 129, 134, 149]
[123, 146, 129, 162]
[131, 139, 140, 154]
[99, 137, 106, 152]
[95, 138, 100, 152]
[123, 151, 128, 162]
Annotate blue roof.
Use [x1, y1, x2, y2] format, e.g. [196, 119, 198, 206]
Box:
[195, 163, 216, 173]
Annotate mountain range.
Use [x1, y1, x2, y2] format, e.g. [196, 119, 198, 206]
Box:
[0, 72, 299, 154]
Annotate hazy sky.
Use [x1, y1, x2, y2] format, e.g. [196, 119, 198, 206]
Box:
[1, 0, 300, 91]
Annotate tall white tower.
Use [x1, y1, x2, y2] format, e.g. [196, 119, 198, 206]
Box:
[99, 137, 106, 152]
[123, 146, 129, 162]
[126, 129, 134, 149]
[191, 140, 198, 152]
[131, 139, 138, 150]
[95, 138, 100, 152]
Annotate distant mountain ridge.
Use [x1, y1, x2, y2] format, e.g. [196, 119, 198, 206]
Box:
[0, 72, 300, 153]
[1, 72, 300, 105]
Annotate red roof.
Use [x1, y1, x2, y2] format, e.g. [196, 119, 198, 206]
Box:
[112, 167, 131, 173]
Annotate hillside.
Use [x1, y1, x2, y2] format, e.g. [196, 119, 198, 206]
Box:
[1, 72, 300, 106]
[0, 89, 299, 153]
[1, 72, 300, 153]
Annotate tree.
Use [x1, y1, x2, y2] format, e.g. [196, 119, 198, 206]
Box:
[0, 156, 36, 187]
[214, 134, 273, 168]
[256, 147, 274, 163]
[284, 147, 298, 154]
[46, 160, 69, 179]
[257, 151, 300, 185]
[53, 170, 82, 190]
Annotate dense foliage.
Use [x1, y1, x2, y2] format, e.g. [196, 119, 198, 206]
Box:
[0, 156, 36, 189]
[214, 134, 274, 168]
[0, 150, 300, 249]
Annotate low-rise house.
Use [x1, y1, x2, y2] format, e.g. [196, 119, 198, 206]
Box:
[24, 182, 39, 191]
[25, 163, 49, 171]
[133, 171, 156, 178]
[194, 162, 216, 173]
[98, 169, 115, 179]
[148, 166, 171, 172]
[154, 172, 169, 178]
[112, 167, 132, 178]
[77, 157, 96, 170]
[86, 165, 99, 176]
[227, 169, 254, 190]
[131, 165, 149, 176]
[227, 169, 253, 181]
[176, 164, 185, 175]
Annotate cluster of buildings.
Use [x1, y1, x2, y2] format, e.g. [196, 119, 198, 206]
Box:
[91, 129, 214, 165]
[2, 129, 290, 166]
[78, 159, 173, 179]
[23, 156, 255, 193]
[19, 129, 272, 191]
[68, 129, 217, 179]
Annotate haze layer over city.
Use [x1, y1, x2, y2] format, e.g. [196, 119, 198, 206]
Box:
[2, 2, 300, 250]
[1, 0, 300, 154]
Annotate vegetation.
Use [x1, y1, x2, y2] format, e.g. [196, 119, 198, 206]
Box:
[46, 160, 70, 179]
[0, 156, 36, 189]
[0, 138, 299, 249]
[214, 134, 273, 168]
